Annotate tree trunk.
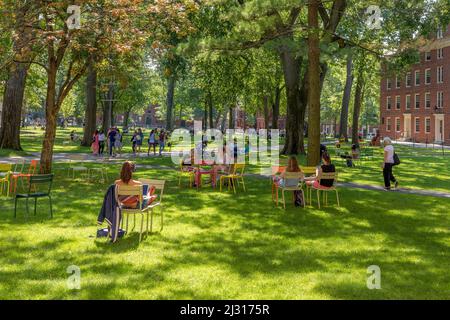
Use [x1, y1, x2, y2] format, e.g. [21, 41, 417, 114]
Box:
[221, 108, 228, 132]
[280, 48, 303, 155]
[81, 56, 97, 146]
[228, 106, 234, 130]
[0, 62, 29, 150]
[307, 0, 321, 166]
[208, 91, 214, 129]
[263, 95, 270, 129]
[166, 76, 176, 131]
[340, 53, 353, 141]
[352, 68, 364, 144]
[272, 86, 281, 130]
[123, 109, 131, 130]
[40, 67, 58, 174]
[203, 100, 208, 131]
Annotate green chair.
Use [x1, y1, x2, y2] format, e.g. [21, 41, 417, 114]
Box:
[14, 174, 54, 218]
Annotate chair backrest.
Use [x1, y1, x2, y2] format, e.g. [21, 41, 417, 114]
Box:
[318, 171, 338, 184]
[0, 163, 13, 172]
[116, 184, 144, 209]
[28, 160, 39, 174]
[138, 179, 166, 203]
[301, 166, 317, 176]
[283, 171, 304, 180]
[232, 164, 245, 176]
[29, 174, 54, 195]
[13, 159, 25, 173]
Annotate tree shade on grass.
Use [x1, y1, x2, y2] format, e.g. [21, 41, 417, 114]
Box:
[0, 156, 450, 299]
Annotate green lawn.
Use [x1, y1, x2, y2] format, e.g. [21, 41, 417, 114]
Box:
[1, 129, 450, 299]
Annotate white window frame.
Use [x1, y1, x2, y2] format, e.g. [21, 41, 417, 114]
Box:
[415, 117, 420, 133]
[437, 48, 443, 59]
[425, 51, 431, 61]
[386, 117, 391, 132]
[425, 92, 431, 109]
[415, 93, 420, 109]
[386, 78, 392, 90]
[406, 72, 412, 87]
[386, 96, 392, 110]
[425, 117, 431, 134]
[405, 94, 411, 110]
[395, 95, 401, 110]
[425, 68, 431, 85]
[437, 91, 444, 109]
[437, 26, 443, 39]
[437, 66, 443, 84]
[395, 117, 401, 132]
[415, 70, 420, 86]
[396, 76, 401, 89]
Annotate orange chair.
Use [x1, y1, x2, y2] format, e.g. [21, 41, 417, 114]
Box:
[11, 160, 39, 193]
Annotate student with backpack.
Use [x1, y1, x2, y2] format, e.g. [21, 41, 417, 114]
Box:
[382, 137, 399, 191]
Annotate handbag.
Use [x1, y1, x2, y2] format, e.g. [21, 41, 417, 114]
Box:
[393, 153, 400, 166]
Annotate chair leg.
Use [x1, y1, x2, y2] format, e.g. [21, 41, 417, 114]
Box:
[232, 178, 236, 194]
[160, 206, 164, 232]
[14, 197, 18, 218]
[241, 177, 246, 191]
[25, 198, 29, 217]
[139, 214, 144, 242]
[49, 195, 53, 218]
[302, 190, 306, 208]
[150, 209, 154, 233]
[282, 189, 286, 209]
[34, 198, 37, 216]
[336, 190, 340, 207]
[146, 211, 150, 236]
[317, 190, 321, 209]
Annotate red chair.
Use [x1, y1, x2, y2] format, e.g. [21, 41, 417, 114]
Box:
[11, 160, 39, 193]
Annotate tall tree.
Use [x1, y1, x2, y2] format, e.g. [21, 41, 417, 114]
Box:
[339, 52, 353, 141]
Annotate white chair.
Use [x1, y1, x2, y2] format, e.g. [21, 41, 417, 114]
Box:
[273, 172, 305, 209]
[67, 154, 88, 179]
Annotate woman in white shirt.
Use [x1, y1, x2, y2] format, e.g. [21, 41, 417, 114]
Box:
[383, 137, 398, 190]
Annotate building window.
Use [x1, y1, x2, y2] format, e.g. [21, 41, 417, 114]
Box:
[406, 73, 412, 87]
[425, 92, 431, 109]
[395, 96, 401, 110]
[405, 95, 411, 110]
[425, 51, 431, 61]
[437, 26, 443, 39]
[437, 48, 443, 59]
[386, 118, 391, 132]
[415, 70, 420, 86]
[437, 91, 444, 109]
[386, 78, 392, 90]
[386, 96, 392, 110]
[425, 68, 431, 84]
[415, 94, 420, 109]
[415, 117, 420, 133]
[395, 117, 401, 132]
[425, 118, 431, 134]
[437, 66, 443, 84]
[396, 76, 401, 88]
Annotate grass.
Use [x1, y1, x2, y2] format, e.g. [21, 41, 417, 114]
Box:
[1, 128, 450, 299]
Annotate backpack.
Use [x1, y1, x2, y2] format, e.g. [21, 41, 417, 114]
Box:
[393, 153, 400, 166]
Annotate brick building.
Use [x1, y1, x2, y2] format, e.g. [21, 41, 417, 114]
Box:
[380, 25, 450, 145]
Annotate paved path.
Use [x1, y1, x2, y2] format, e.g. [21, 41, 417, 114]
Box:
[2, 152, 450, 199]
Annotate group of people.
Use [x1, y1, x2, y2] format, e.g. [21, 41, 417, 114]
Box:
[90, 127, 170, 157]
[91, 127, 123, 157]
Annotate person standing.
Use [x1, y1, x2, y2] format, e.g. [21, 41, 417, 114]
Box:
[115, 129, 123, 156]
[382, 137, 398, 190]
[98, 130, 106, 155]
[159, 129, 166, 156]
[147, 129, 156, 156]
[108, 127, 117, 157]
[91, 130, 100, 156]
[131, 130, 138, 156]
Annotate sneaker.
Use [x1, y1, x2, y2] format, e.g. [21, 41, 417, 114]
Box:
[394, 181, 399, 189]
[384, 187, 391, 191]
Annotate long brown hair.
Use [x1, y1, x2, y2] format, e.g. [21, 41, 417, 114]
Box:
[286, 156, 301, 172]
[120, 161, 134, 184]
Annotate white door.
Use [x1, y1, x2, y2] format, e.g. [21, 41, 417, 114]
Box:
[403, 115, 411, 139]
[435, 116, 444, 142]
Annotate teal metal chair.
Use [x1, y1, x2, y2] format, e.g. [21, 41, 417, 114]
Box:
[14, 174, 54, 218]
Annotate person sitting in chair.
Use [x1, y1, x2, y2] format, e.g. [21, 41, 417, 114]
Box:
[306, 153, 336, 189]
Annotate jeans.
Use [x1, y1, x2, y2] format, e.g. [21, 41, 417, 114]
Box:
[109, 140, 114, 156]
[99, 141, 105, 154]
[383, 163, 396, 188]
[159, 142, 165, 154]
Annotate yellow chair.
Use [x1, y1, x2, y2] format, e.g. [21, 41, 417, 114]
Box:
[301, 166, 317, 205]
[219, 164, 246, 194]
[0, 164, 13, 197]
[116, 184, 148, 243]
[311, 172, 340, 209]
[67, 154, 88, 179]
[178, 161, 194, 188]
[273, 171, 305, 209]
[138, 179, 165, 233]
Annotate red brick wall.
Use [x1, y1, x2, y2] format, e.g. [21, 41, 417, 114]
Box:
[380, 25, 450, 145]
